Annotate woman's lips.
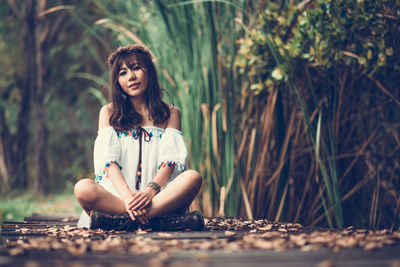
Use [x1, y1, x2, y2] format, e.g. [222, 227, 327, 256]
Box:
[128, 82, 140, 89]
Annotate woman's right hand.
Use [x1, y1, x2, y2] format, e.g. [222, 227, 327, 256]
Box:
[132, 208, 150, 224]
[123, 193, 151, 224]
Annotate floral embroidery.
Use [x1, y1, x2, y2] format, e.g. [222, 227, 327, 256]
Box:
[95, 161, 122, 183]
[177, 164, 185, 172]
[94, 175, 102, 183]
[157, 161, 185, 172]
[117, 126, 164, 140]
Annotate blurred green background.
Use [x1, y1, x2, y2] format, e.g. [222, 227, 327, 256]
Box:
[0, 0, 399, 229]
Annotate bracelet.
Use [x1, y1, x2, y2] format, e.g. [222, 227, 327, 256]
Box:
[147, 181, 161, 194]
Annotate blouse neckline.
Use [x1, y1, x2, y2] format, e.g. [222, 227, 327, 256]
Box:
[98, 125, 182, 134]
[140, 125, 166, 131]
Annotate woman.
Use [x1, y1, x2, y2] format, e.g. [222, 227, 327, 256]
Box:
[74, 44, 203, 231]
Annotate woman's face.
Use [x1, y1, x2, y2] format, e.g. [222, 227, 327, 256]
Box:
[117, 59, 148, 99]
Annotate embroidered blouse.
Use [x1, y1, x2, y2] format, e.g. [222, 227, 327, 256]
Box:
[93, 125, 188, 198]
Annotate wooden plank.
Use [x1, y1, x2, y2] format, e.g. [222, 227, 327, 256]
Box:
[1, 213, 400, 267]
[24, 213, 79, 223]
[120, 230, 241, 240]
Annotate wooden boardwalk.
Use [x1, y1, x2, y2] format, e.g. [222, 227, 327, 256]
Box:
[1, 214, 400, 266]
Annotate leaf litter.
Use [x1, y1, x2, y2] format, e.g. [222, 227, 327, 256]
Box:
[3, 217, 400, 257]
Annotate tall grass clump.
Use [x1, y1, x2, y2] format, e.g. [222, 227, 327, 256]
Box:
[236, 0, 400, 228]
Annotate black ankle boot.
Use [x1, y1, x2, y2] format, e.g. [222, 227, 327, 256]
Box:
[148, 211, 204, 231]
[89, 211, 138, 231]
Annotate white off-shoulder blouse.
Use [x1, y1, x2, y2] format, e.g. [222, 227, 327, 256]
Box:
[77, 125, 188, 228]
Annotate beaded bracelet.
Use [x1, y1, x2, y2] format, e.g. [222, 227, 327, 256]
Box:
[147, 181, 161, 194]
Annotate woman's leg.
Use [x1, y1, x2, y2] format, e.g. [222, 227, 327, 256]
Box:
[74, 179, 125, 215]
[147, 169, 202, 219]
[74, 169, 202, 219]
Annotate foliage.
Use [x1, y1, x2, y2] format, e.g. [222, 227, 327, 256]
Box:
[236, 0, 400, 228]
[237, 0, 400, 92]
[0, 182, 80, 224]
[0, 1, 105, 194]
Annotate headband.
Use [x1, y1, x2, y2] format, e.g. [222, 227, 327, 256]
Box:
[107, 44, 153, 69]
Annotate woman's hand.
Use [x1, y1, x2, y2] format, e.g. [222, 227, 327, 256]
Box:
[123, 194, 137, 221]
[123, 194, 149, 224]
[127, 189, 155, 211]
[132, 207, 150, 224]
[123, 188, 156, 223]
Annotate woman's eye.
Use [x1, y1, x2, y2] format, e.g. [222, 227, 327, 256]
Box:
[133, 65, 141, 70]
[119, 71, 126, 76]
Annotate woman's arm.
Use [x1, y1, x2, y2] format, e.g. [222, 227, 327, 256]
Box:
[151, 106, 181, 187]
[98, 104, 137, 219]
[98, 104, 112, 129]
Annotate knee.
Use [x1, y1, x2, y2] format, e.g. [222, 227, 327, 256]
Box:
[185, 170, 202, 190]
[74, 179, 98, 204]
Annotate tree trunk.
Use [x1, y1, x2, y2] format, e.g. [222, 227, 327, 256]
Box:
[33, 0, 50, 194]
[0, 138, 9, 186]
[0, 0, 37, 191]
[2, 0, 67, 193]
[0, 107, 13, 188]
[15, 0, 37, 190]
[32, 0, 67, 194]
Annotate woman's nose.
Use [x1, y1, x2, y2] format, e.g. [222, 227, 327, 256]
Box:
[128, 70, 136, 80]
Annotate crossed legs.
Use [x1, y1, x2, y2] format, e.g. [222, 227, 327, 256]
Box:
[74, 170, 202, 220]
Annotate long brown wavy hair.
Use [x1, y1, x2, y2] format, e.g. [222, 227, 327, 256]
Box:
[107, 45, 170, 131]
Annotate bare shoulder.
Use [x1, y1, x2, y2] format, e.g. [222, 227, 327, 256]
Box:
[166, 104, 181, 130]
[98, 103, 113, 130]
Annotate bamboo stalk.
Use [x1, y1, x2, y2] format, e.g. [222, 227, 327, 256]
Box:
[240, 178, 253, 219]
[274, 179, 289, 222]
[219, 186, 226, 216]
[211, 103, 221, 165]
[236, 125, 249, 163]
[264, 108, 296, 187]
[245, 128, 257, 185]
[390, 196, 400, 232]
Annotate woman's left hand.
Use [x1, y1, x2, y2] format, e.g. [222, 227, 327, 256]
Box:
[127, 188, 155, 212]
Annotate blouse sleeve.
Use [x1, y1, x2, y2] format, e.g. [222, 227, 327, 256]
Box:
[93, 126, 122, 183]
[157, 127, 188, 173]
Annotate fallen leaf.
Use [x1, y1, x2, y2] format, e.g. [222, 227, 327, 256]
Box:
[224, 230, 236, 236]
[157, 233, 172, 237]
